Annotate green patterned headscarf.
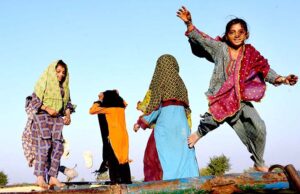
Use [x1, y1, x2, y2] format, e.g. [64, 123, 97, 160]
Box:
[137, 54, 191, 125]
[34, 60, 70, 113]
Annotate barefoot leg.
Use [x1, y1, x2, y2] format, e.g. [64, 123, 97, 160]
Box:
[36, 176, 49, 189]
[49, 176, 65, 188]
[254, 165, 269, 172]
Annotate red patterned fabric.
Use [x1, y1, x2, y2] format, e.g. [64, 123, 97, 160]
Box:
[240, 44, 270, 101]
[208, 44, 270, 122]
[143, 130, 163, 181]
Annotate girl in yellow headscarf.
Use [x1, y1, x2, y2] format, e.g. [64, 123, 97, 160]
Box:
[23, 60, 75, 189]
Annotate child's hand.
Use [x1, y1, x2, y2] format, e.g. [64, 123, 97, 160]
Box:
[63, 109, 71, 125]
[133, 123, 140, 132]
[286, 74, 298, 85]
[176, 6, 192, 23]
[275, 74, 298, 86]
[46, 107, 58, 116]
[187, 132, 201, 148]
[63, 115, 71, 125]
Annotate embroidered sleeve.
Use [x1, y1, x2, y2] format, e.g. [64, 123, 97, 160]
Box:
[186, 27, 223, 61]
[30, 93, 43, 111]
[65, 98, 76, 113]
[265, 68, 280, 85]
[197, 112, 220, 137]
[137, 107, 161, 129]
[188, 39, 214, 63]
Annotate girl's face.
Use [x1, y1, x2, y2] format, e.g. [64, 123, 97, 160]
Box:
[226, 23, 248, 48]
[56, 65, 66, 83]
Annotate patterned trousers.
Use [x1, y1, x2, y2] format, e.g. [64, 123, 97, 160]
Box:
[31, 113, 64, 178]
[198, 102, 266, 167]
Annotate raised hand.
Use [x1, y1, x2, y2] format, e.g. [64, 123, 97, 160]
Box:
[176, 6, 192, 23]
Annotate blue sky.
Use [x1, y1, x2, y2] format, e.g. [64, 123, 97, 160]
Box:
[0, 0, 299, 184]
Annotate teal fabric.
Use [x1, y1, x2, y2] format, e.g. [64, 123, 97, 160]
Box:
[143, 105, 199, 180]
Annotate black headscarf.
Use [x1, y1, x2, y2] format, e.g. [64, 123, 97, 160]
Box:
[97, 90, 126, 108]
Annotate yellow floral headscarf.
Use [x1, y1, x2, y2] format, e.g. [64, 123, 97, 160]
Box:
[34, 60, 70, 113]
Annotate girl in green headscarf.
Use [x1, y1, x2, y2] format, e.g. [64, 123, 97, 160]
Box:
[23, 60, 75, 189]
[133, 54, 199, 181]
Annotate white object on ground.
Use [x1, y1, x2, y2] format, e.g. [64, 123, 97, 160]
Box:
[64, 165, 78, 182]
[83, 151, 93, 169]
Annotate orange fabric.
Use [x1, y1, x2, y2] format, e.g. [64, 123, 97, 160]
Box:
[90, 103, 129, 164]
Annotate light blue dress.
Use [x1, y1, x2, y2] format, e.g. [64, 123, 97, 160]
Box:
[142, 104, 199, 180]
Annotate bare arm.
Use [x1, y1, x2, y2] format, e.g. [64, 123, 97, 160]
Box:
[41, 104, 58, 116]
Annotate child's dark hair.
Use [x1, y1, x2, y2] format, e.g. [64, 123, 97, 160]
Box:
[101, 90, 126, 108]
[56, 60, 67, 70]
[222, 18, 249, 42]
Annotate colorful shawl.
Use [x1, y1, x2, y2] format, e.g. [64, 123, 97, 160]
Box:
[34, 60, 70, 113]
[208, 44, 270, 122]
[137, 54, 192, 126]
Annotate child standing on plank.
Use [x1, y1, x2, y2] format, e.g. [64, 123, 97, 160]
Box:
[90, 90, 132, 184]
[177, 6, 298, 172]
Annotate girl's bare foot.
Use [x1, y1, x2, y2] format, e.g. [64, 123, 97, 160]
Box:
[49, 176, 65, 189]
[188, 132, 201, 148]
[36, 176, 49, 189]
[254, 165, 269, 172]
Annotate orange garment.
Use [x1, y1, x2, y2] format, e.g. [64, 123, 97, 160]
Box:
[90, 103, 129, 164]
